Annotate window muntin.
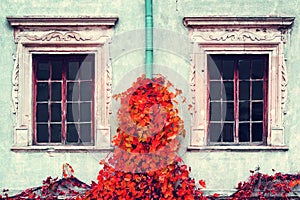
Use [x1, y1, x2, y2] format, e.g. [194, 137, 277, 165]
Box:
[33, 54, 95, 145]
[208, 55, 268, 145]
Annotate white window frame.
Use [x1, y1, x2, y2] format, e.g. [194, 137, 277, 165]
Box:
[7, 16, 118, 151]
[184, 17, 294, 150]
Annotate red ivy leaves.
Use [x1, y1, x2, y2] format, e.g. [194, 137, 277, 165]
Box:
[82, 75, 208, 199]
[199, 180, 206, 188]
[84, 160, 207, 200]
[230, 170, 300, 199]
[110, 75, 187, 173]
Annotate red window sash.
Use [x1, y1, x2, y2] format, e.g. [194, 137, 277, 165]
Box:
[208, 55, 268, 145]
[33, 55, 94, 145]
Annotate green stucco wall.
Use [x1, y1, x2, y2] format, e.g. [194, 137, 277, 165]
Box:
[1, 0, 300, 195]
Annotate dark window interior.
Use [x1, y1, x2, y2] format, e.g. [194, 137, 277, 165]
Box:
[208, 54, 268, 145]
[33, 54, 95, 145]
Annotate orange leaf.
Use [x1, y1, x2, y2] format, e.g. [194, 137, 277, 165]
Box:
[212, 193, 220, 197]
[199, 180, 206, 188]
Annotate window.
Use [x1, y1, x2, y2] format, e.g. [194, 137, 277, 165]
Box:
[208, 55, 268, 145]
[8, 16, 118, 150]
[183, 17, 294, 149]
[33, 54, 95, 145]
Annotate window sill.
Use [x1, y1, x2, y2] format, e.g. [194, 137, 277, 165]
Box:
[187, 145, 289, 152]
[11, 145, 114, 152]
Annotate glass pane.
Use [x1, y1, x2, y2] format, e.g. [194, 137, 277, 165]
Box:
[210, 81, 221, 100]
[239, 123, 250, 142]
[50, 124, 61, 143]
[252, 81, 263, 100]
[209, 123, 221, 142]
[80, 123, 91, 143]
[67, 124, 78, 143]
[80, 82, 92, 101]
[223, 123, 234, 142]
[51, 82, 61, 101]
[80, 61, 93, 80]
[223, 81, 234, 100]
[51, 103, 61, 122]
[37, 82, 49, 101]
[51, 61, 62, 80]
[37, 62, 49, 80]
[80, 102, 91, 122]
[208, 58, 222, 80]
[239, 81, 250, 100]
[239, 102, 250, 121]
[210, 102, 221, 121]
[251, 59, 265, 79]
[67, 103, 79, 122]
[67, 61, 79, 80]
[252, 102, 263, 121]
[37, 124, 48, 143]
[224, 102, 234, 121]
[36, 103, 48, 122]
[252, 123, 263, 142]
[238, 60, 251, 79]
[67, 82, 79, 101]
[222, 60, 234, 80]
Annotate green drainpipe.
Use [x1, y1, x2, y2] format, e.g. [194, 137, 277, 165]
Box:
[145, 0, 153, 79]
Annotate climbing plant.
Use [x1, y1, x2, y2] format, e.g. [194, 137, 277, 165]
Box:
[2, 75, 300, 200]
[82, 74, 209, 199]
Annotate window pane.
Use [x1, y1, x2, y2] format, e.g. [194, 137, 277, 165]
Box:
[36, 103, 48, 122]
[223, 123, 234, 142]
[51, 103, 61, 122]
[252, 81, 263, 100]
[251, 59, 265, 79]
[50, 124, 61, 142]
[37, 124, 48, 143]
[239, 123, 250, 142]
[67, 103, 79, 122]
[34, 54, 95, 145]
[51, 82, 62, 101]
[239, 102, 250, 121]
[80, 123, 91, 143]
[238, 60, 251, 79]
[252, 102, 263, 121]
[224, 102, 234, 121]
[80, 102, 91, 122]
[208, 54, 268, 144]
[80, 61, 93, 80]
[67, 124, 78, 143]
[67, 61, 79, 80]
[210, 102, 221, 121]
[208, 59, 221, 80]
[210, 81, 221, 100]
[67, 82, 79, 101]
[223, 81, 234, 100]
[222, 60, 234, 80]
[51, 61, 62, 80]
[252, 123, 263, 142]
[37, 62, 50, 80]
[209, 123, 221, 142]
[37, 82, 49, 101]
[80, 81, 92, 101]
[239, 81, 250, 100]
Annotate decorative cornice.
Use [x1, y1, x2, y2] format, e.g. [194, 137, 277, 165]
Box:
[24, 31, 92, 41]
[7, 16, 118, 29]
[192, 29, 281, 42]
[183, 16, 295, 28]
